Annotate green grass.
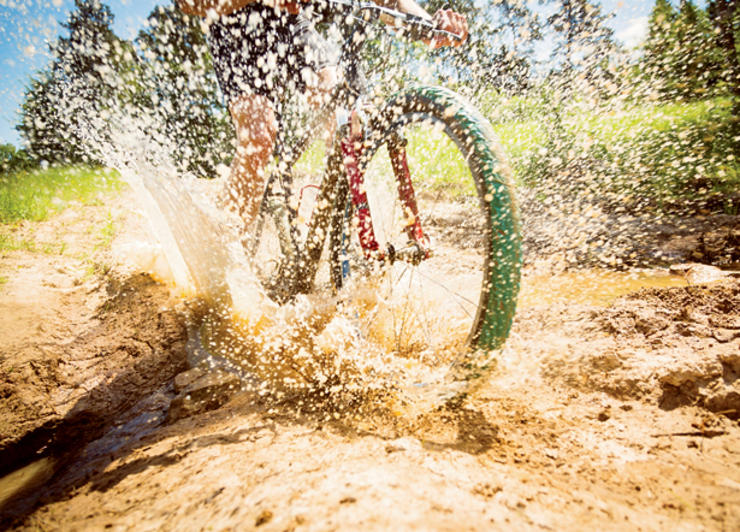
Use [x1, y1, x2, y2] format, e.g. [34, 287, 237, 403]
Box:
[97, 215, 116, 248]
[575, 98, 733, 141]
[294, 125, 476, 198]
[0, 232, 36, 252]
[404, 124, 474, 196]
[0, 231, 69, 254]
[0, 165, 122, 224]
[294, 139, 327, 177]
[482, 93, 738, 212]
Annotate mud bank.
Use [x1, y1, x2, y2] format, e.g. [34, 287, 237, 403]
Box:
[1, 194, 739, 530]
[0, 202, 189, 521]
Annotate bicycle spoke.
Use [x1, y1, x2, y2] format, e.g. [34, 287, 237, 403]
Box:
[413, 267, 477, 319]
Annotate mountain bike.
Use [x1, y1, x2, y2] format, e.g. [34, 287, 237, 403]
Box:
[250, 0, 521, 365]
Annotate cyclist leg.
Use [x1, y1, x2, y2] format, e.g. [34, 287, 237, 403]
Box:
[225, 93, 279, 228]
[207, 5, 298, 230]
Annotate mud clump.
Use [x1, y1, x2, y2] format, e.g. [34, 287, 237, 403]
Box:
[696, 220, 740, 267]
[521, 201, 740, 270]
[542, 279, 740, 419]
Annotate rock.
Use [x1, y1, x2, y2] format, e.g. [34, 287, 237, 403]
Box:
[255, 510, 273, 527]
[683, 264, 729, 285]
[682, 309, 709, 326]
[658, 356, 723, 388]
[709, 315, 740, 329]
[173, 366, 208, 394]
[705, 388, 740, 420]
[676, 322, 713, 338]
[669, 263, 693, 274]
[700, 224, 740, 266]
[167, 369, 241, 422]
[713, 329, 739, 344]
[589, 352, 622, 372]
[719, 352, 740, 375]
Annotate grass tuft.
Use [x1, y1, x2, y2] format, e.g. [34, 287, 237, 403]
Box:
[0, 165, 122, 224]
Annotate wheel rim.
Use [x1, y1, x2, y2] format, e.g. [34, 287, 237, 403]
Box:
[336, 115, 491, 363]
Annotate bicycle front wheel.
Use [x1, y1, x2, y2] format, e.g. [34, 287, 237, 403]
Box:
[329, 86, 521, 361]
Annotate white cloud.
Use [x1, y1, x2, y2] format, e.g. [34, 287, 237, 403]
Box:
[616, 16, 648, 49]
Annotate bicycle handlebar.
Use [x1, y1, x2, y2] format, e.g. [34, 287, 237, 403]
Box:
[312, 0, 464, 45]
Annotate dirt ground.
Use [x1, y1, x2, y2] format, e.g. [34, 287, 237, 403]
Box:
[1, 192, 739, 531]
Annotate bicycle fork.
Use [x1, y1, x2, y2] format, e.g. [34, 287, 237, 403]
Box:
[340, 113, 431, 267]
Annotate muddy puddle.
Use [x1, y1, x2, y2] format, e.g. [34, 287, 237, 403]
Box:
[519, 269, 688, 308]
[0, 459, 57, 510]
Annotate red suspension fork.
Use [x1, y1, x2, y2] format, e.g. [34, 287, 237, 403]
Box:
[388, 136, 429, 249]
[341, 135, 382, 260]
[340, 122, 430, 263]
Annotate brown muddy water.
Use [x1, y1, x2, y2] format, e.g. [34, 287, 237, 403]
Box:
[0, 458, 57, 510]
[519, 269, 688, 308]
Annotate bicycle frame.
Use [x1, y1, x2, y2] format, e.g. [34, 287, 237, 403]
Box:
[255, 0, 441, 297]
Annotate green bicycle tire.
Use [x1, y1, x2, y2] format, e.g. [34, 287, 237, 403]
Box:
[329, 85, 522, 352]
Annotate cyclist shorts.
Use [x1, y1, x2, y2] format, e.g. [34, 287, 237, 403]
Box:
[206, 5, 335, 109]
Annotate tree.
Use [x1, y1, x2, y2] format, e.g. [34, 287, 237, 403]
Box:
[55, 1, 138, 151]
[16, 70, 71, 162]
[679, 2, 724, 96]
[642, 0, 678, 90]
[643, 1, 724, 99]
[0, 144, 33, 174]
[135, 3, 233, 177]
[707, 0, 739, 119]
[18, 0, 139, 162]
[545, 0, 616, 74]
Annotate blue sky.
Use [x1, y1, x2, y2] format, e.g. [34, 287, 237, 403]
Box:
[0, 0, 159, 146]
[0, 0, 665, 146]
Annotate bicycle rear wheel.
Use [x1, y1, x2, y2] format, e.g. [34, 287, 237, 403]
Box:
[329, 86, 521, 361]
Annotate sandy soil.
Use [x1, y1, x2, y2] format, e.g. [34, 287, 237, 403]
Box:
[1, 192, 739, 531]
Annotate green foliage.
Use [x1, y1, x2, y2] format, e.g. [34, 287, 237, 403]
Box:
[16, 70, 75, 164]
[707, 0, 740, 131]
[0, 165, 121, 224]
[535, 1, 625, 123]
[545, 0, 616, 73]
[17, 0, 140, 164]
[0, 233, 37, 253]
[641, 0, 729, 100]
[16, 1, 232, 176]
[421, 0, 540, 93]
[0, 144, 34, 175]
[485, 92, 738, 214]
